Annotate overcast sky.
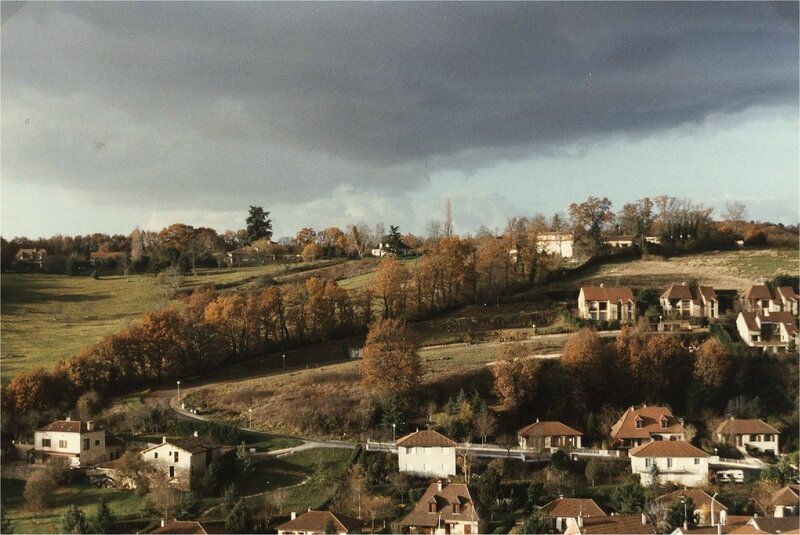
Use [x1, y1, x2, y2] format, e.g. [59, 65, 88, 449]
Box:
[2, 1, 798, 239]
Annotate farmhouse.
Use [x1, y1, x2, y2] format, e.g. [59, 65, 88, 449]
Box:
[610, 405, 686, 448]
[225, 247, 262, 267]
[140, 433, 223, 488]
[14, 248, 47, 268]
[736, 311, 798, 351]
[517, 420, 582, 451]
[742, 285, 799, 316]
[715, 418, 780, 456]
[276, 510, 363, 535]
[629, 441, 709, 487]
[578, 285, 636, 323]
[31, 418, 107, 467]
[396, 429, 456, 478]
[371, 240, 413, 257]
[400, 480, 484, 535]
[660, 283, 719, 320]
[539, 497, 606, 533]
[656, 489, 729, 527]
[536, 232, 574, 258]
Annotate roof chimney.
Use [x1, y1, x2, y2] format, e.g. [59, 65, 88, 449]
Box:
[193, 430, 198, 438]
[437, 480, 443, 492]
[87, 421, 94, 431]
[161, 519, 165, 528]
[536, 418, 539, 423]
[65, 416, 71, 422]
[682, 281, 687, 286]
[162, 436, 167, 444]
[578, 514, 584, 528]
[600, 283, 605, 288]
[291, 512, 296, 520]
[642, 514, 647, 525]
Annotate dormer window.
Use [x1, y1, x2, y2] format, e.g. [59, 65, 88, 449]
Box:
[635, 417, 643, 429]
[428, 502, 436, 513]
[660, 419, 668, 429]
[453, 503, 461, 514]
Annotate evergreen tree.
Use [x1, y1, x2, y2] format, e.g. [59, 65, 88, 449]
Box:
[522, 510, 548, 534]
[89, 497, 115, 534]
[222, 484, 240, 514]
[477, 467, 501, 513]
[610, 475, 645, 514]
[245, 206, 273, 244]
[665, 497, 697, 531]
[59, 504, 88, 534]
[384, 225, 404, 254]
[224, 499, 252, 534]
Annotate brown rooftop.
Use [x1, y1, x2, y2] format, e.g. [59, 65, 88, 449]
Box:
[629, 440, 709, 458]
[396, 429, 456, 448]
[716, 418, 779, 436]
[744, 285, 774, 301]
[610, 405, 685, 441]
[581, 286, 635, 302]
[517, 420, 582, 438]
[400, 482, 481, 528]
[38, 419, 97, 434]
[275, 510, 362, 534]
[540, 497, 606, 518]
[772, 485, 800, 507]
[578, 514, 656, 534]
[656, 489, 728, 512]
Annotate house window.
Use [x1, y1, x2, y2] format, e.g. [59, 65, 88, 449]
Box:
[765, 434, 773, 441]
[83, 439, 90, 451]
[645, 458, 651, 467]
[694, 458, 700, 465]
[453, 504, 461, 514]
[667, 458, 673, 468]
[429, 502, 436, 513]
[750, 434, 757, 441]
[42, 438, 51, 448]
[174, 451, 179, 463]
[154, 452, 159, 459]
[661, 420, 668, 428]
[636, 420, 643, 429]
[59, 440, 67, 448]
[95, 440, 100, 446]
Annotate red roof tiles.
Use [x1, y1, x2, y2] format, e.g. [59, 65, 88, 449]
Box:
[396, 429, 456, 448]
[518, 421, 582, 438]
[716, 418, 779, 436]
[629, 440, 709, 458]
[581, 286, 635, 302]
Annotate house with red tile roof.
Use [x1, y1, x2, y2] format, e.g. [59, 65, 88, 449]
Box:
[715, 418, 780, 456]
[141, 432, 224, 489]
[731, 516, 800, 534]
[275, 510, 363, 535]
[656, 489, 729, 527]
[14, 248, 47, 268]
[564, 514, 656, 534]
[629, 441, 709, 487]
[540, 497, 606, 532]
[149, 519, 228, 534]
[396, 429, 457, 478]
[610, 405, 686, 448]
[399, 480, 484, 535]
[660, 283, 719, 320]
[742, 285, 799, 316]
[736, 310, 798, 351]
[31, 417, 108, 466]
[578, 285, 637, 323]
[771, 485, 799, 518]
[517, 420, 582, 451]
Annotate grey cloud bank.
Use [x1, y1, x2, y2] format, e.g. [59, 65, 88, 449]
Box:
[1, 1, 797, 236]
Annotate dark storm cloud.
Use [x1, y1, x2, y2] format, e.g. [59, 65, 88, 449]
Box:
[1, 1, 797, 210]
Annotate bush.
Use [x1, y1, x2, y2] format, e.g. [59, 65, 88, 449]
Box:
[24, 470, 57, 510]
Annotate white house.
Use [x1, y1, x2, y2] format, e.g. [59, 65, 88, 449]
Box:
[578, 285, 637, 323]
[604, 235, 636, 249]
[610, 405, 686, 448]
[400, 480, 485, 535]
[536, 233, 574, 258]
[140, 433, 223, 488]
[771, 485, 799, 518]
[629, 441, 709, 487]
[276, 510, 363, 535]
[517, 420, 582, 451]
[660, 283, 719, 320]
[736, 310, 798, 351]
[539, 497, 606, 533]
[396, 429, 456, 478]
[32, 418, 107, 467]
[742, 285, 800, 316]
[715, 418, 780, 456]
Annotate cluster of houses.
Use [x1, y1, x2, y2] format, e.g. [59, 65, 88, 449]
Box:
[577, 282, 799, 351]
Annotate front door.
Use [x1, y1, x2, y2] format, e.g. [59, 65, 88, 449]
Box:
[169, 466, 174, 478]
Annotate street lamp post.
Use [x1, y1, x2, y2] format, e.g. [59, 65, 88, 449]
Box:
[176, 380, 181, 399]
[248, 407, 252, 429]
[282, 354, 286, 370]
[392, 423, 396, 442]
[682, 495, 688, 531]
[711, 492, 719, 527]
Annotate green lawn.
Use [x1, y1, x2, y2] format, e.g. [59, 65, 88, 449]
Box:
[1, 478, 150, 534]
[0, 274, 169, 384]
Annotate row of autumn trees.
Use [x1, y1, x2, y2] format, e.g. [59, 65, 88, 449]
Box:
[0, 234, 549, 435]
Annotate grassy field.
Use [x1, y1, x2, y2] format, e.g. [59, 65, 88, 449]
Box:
[0, 274, 169, 383]
[0, 260, 372, 384]
[1, 478, 150, 534]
